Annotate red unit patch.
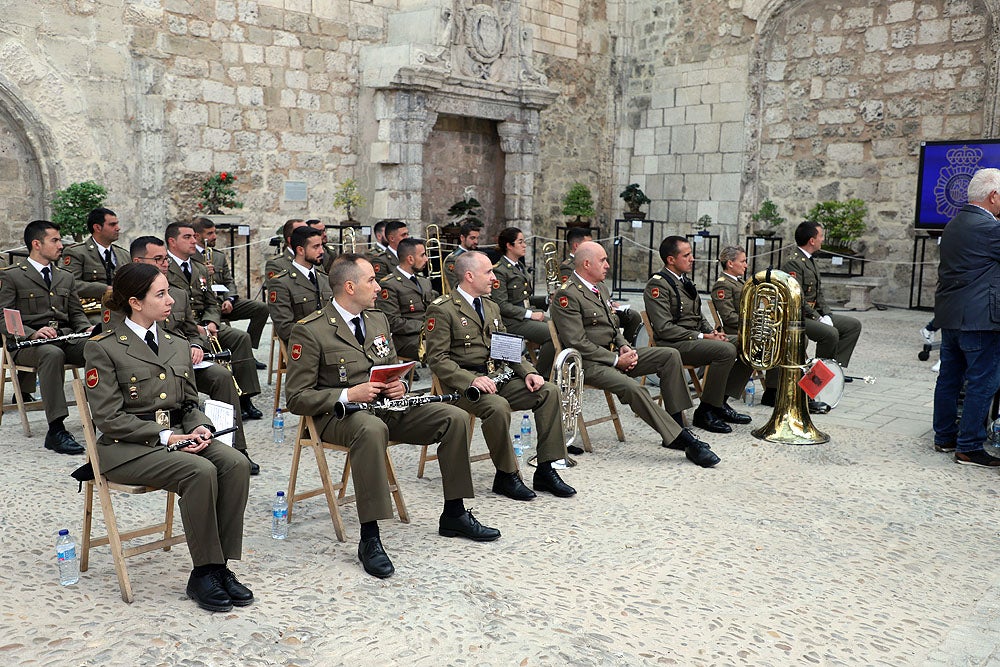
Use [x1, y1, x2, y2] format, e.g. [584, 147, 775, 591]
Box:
[290, 343, 302, 360]
[650, 287, 660, 299]
[85, 368, 99, 388]
[558, 295, 569, 308]
[426, 318, 435, 332]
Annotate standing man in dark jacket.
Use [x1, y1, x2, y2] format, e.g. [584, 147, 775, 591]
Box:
[933, 168, 1000, 466]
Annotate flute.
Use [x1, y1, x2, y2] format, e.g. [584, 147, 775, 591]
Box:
[166, 426, 240, 451]
[333, 392, 462, 420]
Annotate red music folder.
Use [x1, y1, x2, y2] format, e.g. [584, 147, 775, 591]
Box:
[798, 360, 835, 398]
[369, 361, 416, 385]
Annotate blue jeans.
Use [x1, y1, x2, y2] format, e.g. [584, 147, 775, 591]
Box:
[933, 329, 1000, 452]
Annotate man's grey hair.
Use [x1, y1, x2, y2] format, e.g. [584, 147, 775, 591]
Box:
[455, 250, 488, 283]
[718, 245, 744, 270]
[968, 168, 1000, 203]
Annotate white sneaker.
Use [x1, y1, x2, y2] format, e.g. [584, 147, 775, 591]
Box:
[931, 360, 940, 373]
[920, 327, 936, 345]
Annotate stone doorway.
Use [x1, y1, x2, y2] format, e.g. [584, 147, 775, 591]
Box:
[0, 103, 45, 250]
[420, 114, 505, 241]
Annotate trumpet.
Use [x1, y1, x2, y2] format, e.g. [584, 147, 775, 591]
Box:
[334, 391, 462, 419]
[6, 332, 91, 351]
[464, 365, 516, 402]
[201, 349, 232, 363]
[207, 333, 243, 396]
[542, 242, 559, 295]
[425, 223, 449, 296]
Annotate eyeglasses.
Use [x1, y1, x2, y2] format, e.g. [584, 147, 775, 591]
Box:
[138, 255, 169, 264]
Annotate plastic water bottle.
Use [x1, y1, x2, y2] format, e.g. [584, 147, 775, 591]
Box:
[271, 491, 288, 540]
[272, 408, 285, 444]
[744, 380, 756, 407]
[56, 529, 79, 586]
[519, 413, 534, 467]
[513, 434, 524, 475]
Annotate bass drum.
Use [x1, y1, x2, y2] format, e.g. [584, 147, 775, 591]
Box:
[810, 358, 846, 409]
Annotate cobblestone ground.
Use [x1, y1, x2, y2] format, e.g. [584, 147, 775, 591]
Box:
[0, 304, 996, 666]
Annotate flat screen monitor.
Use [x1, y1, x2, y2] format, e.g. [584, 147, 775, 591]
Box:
[915, 139, 1000, 230]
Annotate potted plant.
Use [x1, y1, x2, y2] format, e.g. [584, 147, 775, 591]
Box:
[562, 182, 595, 226]
[805, 198, 868, 254]
[197, 171, 243, 215]
[694, 214, 713, 237]
[619, 183, 651, 221]
[447, 187, 483, 227]
[333, 178, 366, 223]
[750, 199, 785, 237]
[51, 181, 107, 242]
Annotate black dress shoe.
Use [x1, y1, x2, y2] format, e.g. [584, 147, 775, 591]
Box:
[240, 399, 263, 421]
[242, 450, 260, 476]
[358, 536, 395, 578]
[492, 470, 536, 500]
[686, 442, 721, 468]
[533, 467, 576, 497]
[219, 569, 254, 606]
[255, 360, 267, 370]
[692, 406, 732, 433]
[809, 399, 832, 414]
[567, 444, 585, 456]
[10, 392, 34, 404]
[186, 571, 233, 612]
[44, 430, 84, 455]
[439, 510, 501, 541]
[663, 428, 712, 451]
[760, 388, 777, 407]
[717, 401, 752, 424]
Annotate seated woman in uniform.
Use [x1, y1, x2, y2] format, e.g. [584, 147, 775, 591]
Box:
[83, 262, 253, 612]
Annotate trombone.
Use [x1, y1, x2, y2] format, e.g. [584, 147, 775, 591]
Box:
[542, 241, 559, 296]
[342, 227, 358, 254]
[425, 223, 449, 295]
[207, 333, 243, 396]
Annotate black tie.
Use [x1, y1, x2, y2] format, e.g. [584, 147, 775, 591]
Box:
[307, 271, 321, 308]
[410, 275, 423, 294]
[351, 316, 365, 347]
[473, 297, 485, 324]
[182, 261, 192, 282]
[103, 249, 114, 283]
[145, 330, 159, 355]
[41, 267, 51, 290]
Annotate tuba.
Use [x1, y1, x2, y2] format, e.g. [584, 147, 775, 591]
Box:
[739, 269, 827, 444]
[553, 347, 585, 452]
[542, 242, 559, 296]
[425, 223, 449, 296]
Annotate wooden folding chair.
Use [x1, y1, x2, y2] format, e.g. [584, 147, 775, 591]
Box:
[286, 414, 409, 542]
[71, 379, 185, 604]
[271, 336, 288, 413]
[639, 310, 705, 398]
[415, 374, 492, 478]
[1, 334, 81, 436]
[547, 320, 625, 453]
[267, 333, 281, 385]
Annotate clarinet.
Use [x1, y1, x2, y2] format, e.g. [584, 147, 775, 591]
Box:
[334, 391, 462, 420]
[464, 365, 516, 402]
[6, 332, 91, 351]
[166, 426, 240, 451]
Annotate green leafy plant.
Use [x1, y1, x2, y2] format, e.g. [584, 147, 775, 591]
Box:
[333, 178, 366, 221]
[750, 199, 785, 236]
[805, 198, 868, 252]
[51, 181, 107, 241]
[562, 182, 595, 221]
[447, 193, 483, 227]
[695, 214, 713, 234]
[619, 183, 651, 214]
[198, 171, 243, 214]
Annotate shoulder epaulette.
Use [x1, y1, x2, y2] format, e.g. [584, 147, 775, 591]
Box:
[271, 269, 288, 280]
[431, 295, 448, 306]
[652, 274, 663, 280]
[300, 310, 324, 324]
[90, 330, 113, 342]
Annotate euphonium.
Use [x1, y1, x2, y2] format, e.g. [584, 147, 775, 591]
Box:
[553, 347, 584, 451]
[739, 269, 828, 445]
[542, 242, 559, 295]
[425, 223, 449, 296]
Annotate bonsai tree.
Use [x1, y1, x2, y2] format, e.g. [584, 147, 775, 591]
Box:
[333, 178, 366, 222]
[448, 186, 483, 227]
[619, 183, 651, 218]
[51, 181, 107, 241]
[805, 198, 868, 253]
[198, 171, 243, 214]
[562, 182, 595, 223]
[694, 214, 713, 235]
[750, 199, 785, 236]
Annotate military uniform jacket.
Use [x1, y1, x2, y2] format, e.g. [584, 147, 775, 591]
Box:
[782, 248, 828, 320]
[370, 248, 399, 278]
[558, 256, 574, 286]
[442, 248, 468, 292]
[264, 251, 294, 283]
[84, 325, 209, 471]
[643, 271, 714, 345]
[491, 258, 533, 322]
[550, 275, 626, 367]
[424, 293, 536, 391]
[167, 257, 221, 326]
[62, 237, 130, 299]
[267, 265, 332, 343]
[0, 263, 90, 337]
[285, 304, 397, 433]
[376, 268, 437, 338]
[194, 246, 238, 302]
[711, 274, 743, 337]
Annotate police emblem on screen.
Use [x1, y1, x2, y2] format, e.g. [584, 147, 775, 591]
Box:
[933, 145, 983, 219]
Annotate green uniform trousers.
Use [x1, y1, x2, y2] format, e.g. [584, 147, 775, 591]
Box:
[670, 338, 753, 406]
[15, 339, 87, 423]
